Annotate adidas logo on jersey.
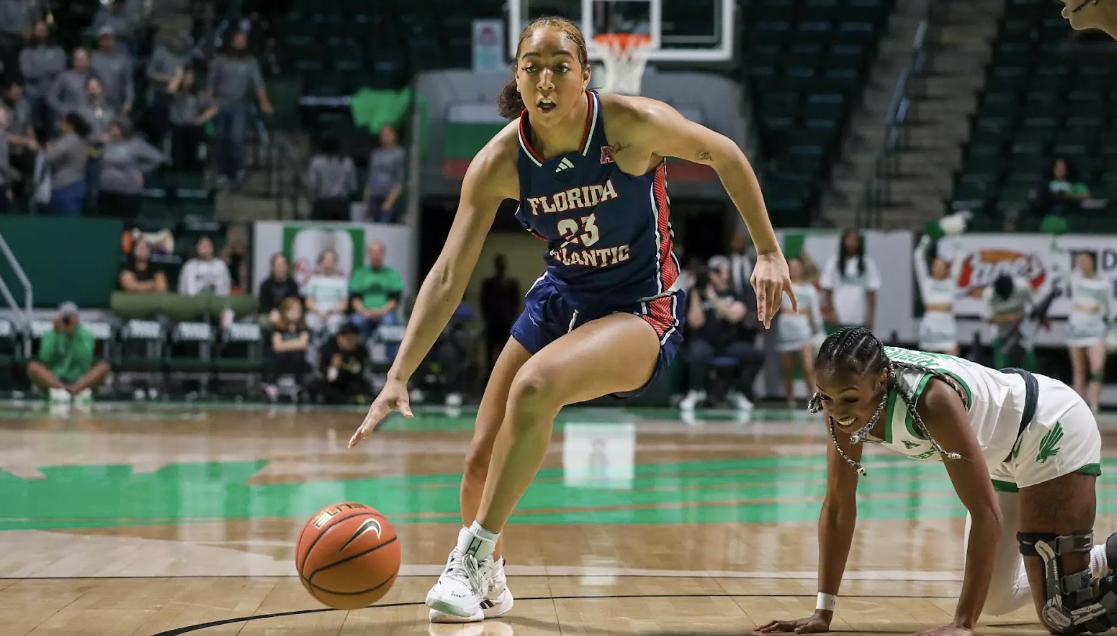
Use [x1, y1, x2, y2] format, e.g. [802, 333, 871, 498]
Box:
[555, 158, 575, 173]
[525, 179, 619, 216]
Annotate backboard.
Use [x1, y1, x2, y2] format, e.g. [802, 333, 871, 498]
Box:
[508, 0, 734, 64]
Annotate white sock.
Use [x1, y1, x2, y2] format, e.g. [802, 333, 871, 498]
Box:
[1091, 544, 1109, 579]
[455, 522, 499, 560]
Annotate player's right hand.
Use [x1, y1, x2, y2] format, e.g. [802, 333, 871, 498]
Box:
[348, 379, 413, 448]
[755, 612, 832, 634]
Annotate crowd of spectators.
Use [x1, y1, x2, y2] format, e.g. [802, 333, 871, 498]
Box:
[0, 0, 273, 218]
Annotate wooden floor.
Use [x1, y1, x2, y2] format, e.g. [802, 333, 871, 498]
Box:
[2, 401, 1116, 635]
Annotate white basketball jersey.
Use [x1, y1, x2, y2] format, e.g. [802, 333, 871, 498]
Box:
[878, 347, 1027, 465]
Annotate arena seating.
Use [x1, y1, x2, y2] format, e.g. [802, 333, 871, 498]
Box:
[279, 0, 503, 97]
[739, 0, 893, 225]
[950, 0, 1117, 232]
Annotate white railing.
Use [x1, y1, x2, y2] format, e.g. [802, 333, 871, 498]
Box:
[0, 231, 32, 357]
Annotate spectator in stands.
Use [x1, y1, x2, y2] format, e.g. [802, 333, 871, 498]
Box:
[119, 238, 167, 293]
[146, 31, 192, 145]
[44, 113, 90, 217]
[304, 248, 350, 334]
[5, 82, 40, 196]
[78, 77, 116, 205]
[820, 229, 880, 333]
[220, 223, 249, 294]
[0, 0, 39, 78]
[349, 240, 404, 337]
[47, 47, 92, 126]
[207, 30, 273, 187]
[26, 302, 112, 405]
[1029, 157, 1091, 218]
[679, 256, 766, 412]
[19, 21, 65, 137]
[90, 26, 134, 115]
[479, 254, 520, 375]
[361, 125, 405, 223]
[91, 0, 142, 53]
[168, 67, 216, 172]
[312, 323, 370, 404]
[78, 77, 117, 143]
[178, 236, 232, 296]
[265, 296, 310, 401]
[307, 137, 357, 221]
[258, 252, 300, 328]
[98, 118, 164, 219]
[0, 108, 22, 212]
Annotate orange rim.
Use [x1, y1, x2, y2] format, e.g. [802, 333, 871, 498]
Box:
[593, 33, 652, 53]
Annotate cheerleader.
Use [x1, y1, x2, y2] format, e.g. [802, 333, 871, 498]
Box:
[1056, 242, 1111, 413]
[776, 258, 823, 408]
[913, 234, 960, 355]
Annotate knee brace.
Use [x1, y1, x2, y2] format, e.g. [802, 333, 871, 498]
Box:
[1018, 531, 1117, 633]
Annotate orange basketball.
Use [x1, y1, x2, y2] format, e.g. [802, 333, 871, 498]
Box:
[295, 502, 401, 610]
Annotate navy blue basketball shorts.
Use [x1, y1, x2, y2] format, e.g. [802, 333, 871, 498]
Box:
[509, 275, 686, 399]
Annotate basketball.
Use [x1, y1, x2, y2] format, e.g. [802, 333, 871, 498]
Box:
[295, 502, 401, 610]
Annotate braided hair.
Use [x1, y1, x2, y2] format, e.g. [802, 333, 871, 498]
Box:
[808, 326, 965, 476]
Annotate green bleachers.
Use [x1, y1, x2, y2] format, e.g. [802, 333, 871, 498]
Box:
[951, 0, 1117, 231]
[739, 0, 893, 225]
[280, 0, 503, 96]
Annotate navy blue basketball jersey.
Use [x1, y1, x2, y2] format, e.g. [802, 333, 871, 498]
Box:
[514, 90, 680, 309]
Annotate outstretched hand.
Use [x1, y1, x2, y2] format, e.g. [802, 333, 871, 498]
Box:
[755, 612, 832, 634]
[348, 379, 413, 448]
[752, 251, 798, 329]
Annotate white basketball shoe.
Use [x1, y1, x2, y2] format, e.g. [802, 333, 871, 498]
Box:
[429, 556, 514, 623]
[426, 527, 502, 621]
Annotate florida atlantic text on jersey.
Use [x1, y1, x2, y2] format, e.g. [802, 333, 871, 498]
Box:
[514, 90, 681, 308]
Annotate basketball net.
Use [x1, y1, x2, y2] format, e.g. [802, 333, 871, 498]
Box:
[593, 33, 652, 96]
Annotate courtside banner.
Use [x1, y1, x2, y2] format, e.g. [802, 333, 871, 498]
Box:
[252, 221, 416, 299]
[939, 234, 1117, 319]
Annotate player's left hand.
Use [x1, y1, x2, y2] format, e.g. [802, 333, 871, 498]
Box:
[909, 623, 973, 636]
[751, 251, 798, 330]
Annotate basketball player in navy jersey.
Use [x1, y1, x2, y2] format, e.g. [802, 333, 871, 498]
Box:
[348, 16, 797, 622]
[1059, 0, 1117, 36]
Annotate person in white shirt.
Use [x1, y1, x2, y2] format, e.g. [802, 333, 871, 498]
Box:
[820, 230, 881, 332]
[177, 236, 231, 296]
[913, 235, 961, 355]
[775, 257, 823, 409]
[303, 248, 350, 334]
[1050, 243, 1111, 413]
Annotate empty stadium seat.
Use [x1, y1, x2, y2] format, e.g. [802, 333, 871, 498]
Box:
[951, 3, 1117, 225]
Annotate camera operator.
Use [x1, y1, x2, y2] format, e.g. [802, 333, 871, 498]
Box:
[26, 302, 112, 404]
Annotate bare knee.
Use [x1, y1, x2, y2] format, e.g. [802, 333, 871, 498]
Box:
[507, 366, 559, 423]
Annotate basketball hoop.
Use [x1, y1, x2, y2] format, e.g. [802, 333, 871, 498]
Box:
[593, 33, 653, 96]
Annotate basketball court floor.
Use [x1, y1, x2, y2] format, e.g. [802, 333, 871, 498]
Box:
[3, 401, 1116, 635]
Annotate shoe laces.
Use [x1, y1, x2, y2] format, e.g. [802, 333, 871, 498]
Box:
[446, 551, 485, 594]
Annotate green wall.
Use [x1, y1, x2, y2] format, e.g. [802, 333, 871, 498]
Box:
[0, 217, 122, 309]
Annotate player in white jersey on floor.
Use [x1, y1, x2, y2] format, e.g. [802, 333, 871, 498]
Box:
[776, 258, 824, 408]
[758, 327, 1116, 636]
[1050, 242, 1112, 414]
[913, 234, 961, 355]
